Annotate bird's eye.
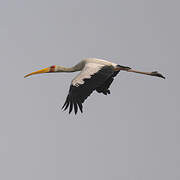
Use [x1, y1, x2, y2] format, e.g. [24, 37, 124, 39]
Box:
[50, 65, 56, 72]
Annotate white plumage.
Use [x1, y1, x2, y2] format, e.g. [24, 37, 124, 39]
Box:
[72, 62, 105, 86]
[72, 58, 117, 86]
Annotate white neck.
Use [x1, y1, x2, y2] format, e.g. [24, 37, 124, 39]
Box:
[56, 66, 77, 72]
[56, 61, 85, 72]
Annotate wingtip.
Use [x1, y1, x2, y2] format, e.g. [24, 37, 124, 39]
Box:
[62, 96, 84, 115]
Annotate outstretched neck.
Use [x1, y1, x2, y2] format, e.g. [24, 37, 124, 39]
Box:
[56, 66, 76, 72]
[56, 61, 85, 73]
[56, 65, 81, 72]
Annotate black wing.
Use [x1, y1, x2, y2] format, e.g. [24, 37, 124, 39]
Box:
[96, 70, 120, 95]
[62, 65, 114, 114]
[96, 65, 131, 95]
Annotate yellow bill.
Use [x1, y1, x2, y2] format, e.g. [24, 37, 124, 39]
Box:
[24, 67, 50, 78]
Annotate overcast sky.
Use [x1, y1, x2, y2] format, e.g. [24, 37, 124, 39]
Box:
[0, 0, 179, 180]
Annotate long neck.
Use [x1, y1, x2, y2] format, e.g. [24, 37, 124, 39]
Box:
[56, 65, 82, 72]
[56, 61, 85, 73]
[56, 66, 77, 72]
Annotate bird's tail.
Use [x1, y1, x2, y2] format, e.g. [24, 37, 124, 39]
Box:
[116, 65, 131, 71]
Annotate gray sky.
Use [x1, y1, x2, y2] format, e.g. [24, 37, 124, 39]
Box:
[0, 0, 179, 179]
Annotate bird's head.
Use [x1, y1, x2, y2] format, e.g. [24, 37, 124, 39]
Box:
[24, 65, 57, 78]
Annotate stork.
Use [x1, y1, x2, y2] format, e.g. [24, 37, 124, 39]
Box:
[24, 58, 165, 114]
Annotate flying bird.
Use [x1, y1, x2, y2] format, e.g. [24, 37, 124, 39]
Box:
[24, 58, 165, 114]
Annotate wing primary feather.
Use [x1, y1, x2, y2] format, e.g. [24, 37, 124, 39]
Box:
[69, 101, 73, 114]
[73, 102, 78, 114]
[77, 100, 83, 113]
[63, 101, 70, 111]
[62, 100, 67, 109]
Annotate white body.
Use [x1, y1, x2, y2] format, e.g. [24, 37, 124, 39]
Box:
[71, 58, 117, 86]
